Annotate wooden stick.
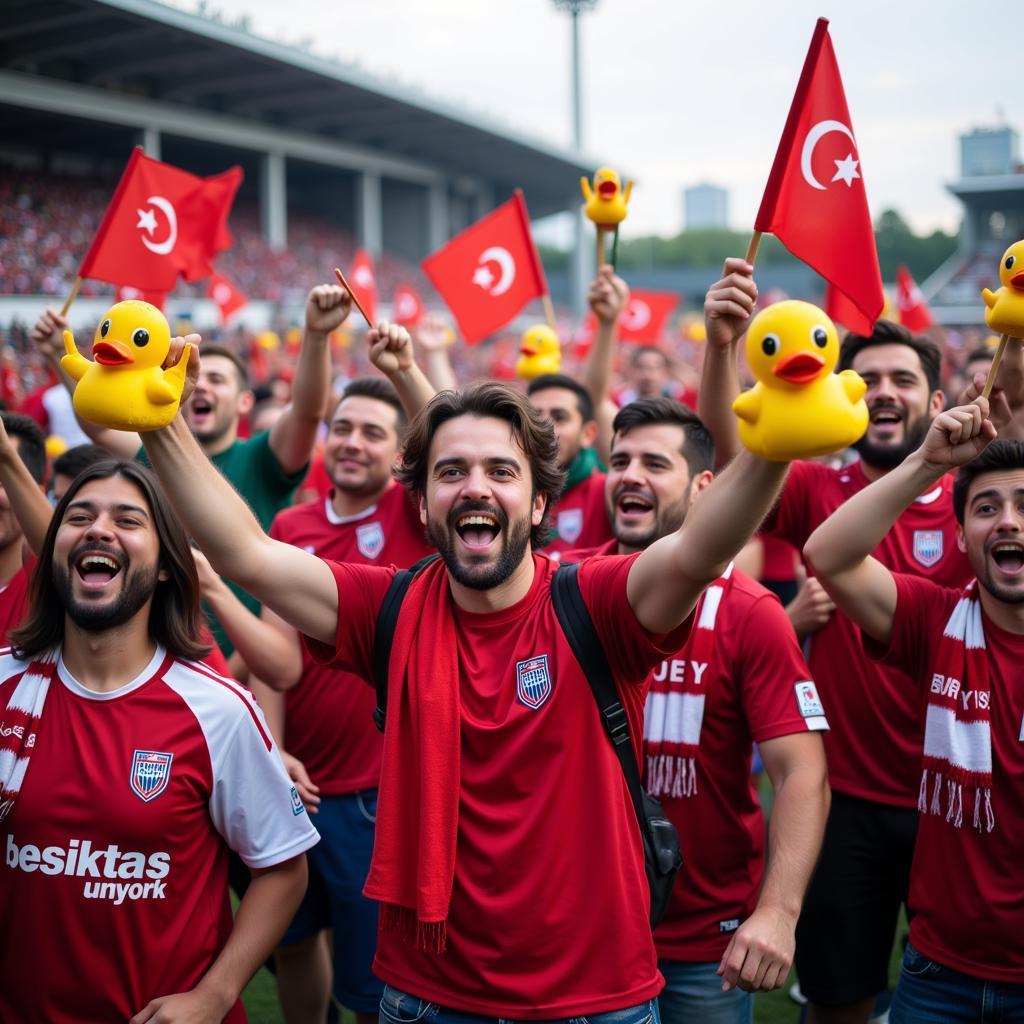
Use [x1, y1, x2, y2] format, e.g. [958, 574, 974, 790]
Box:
[60, 276, 82, 319]
[541, 293, 556, 331]
[610, 226, 620, 270]
[982, 333, 1010, 401]
[596, 227, 606, 274]
[745, 231, 762, 267]
[333, 266, 373, 328]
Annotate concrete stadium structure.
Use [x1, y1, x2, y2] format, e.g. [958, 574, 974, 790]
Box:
[0, 0, 596, 308]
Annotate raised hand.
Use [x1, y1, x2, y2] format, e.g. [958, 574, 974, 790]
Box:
[367, 321, 413, 377]
[305, 284, 352, 335]
[588, 266, 629, 326]
[920, 398, 997, 471]
[704, 258, 758, 349]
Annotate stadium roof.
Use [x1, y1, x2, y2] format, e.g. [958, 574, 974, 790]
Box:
[0, 0, 597, 217]
[947, 174, 1024, 206]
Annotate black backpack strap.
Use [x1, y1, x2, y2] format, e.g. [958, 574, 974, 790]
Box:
[550, 562, 647, 828]
[371, 554, 440, 731]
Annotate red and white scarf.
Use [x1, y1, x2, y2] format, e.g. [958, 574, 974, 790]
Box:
[0, 650, 59, 824]
[643, 564, 734, 798]
[921, 581, 995, 833]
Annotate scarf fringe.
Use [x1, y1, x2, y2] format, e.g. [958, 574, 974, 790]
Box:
[918, 768, 994, 833]
[645, 754, 697, 799]
[378, 902, 447, 954]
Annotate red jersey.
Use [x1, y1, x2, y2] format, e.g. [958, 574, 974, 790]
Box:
[545, 471, 613, 558]
[307, 552, 691, 1018]
[0, 646, 319, 1023]
[766, 459, 970, 806]
[0, 561, 31, 642]
[648, 570, 827, 961]
[270, 485, 433, 794]
[870, 573, 1024, 982]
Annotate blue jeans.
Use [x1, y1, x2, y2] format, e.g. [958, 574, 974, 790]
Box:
[657, 960, 752, 1024]
[891, 944, 1024, 1023]
[378, 984, 661, 1024]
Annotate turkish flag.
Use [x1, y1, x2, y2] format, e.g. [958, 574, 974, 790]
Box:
[207, 272, 248, 324]
[78, 147, 243, 293]
[116, 284, 167, 310]
[348, 250, 377, 325]
[392, 282, 424, 326]
[824, 281, 871, 334]
[896, 265, 934, 332]
[617, 291, 680, 343]
[421, 190, 548, 344]
[754, 18, 883, 336]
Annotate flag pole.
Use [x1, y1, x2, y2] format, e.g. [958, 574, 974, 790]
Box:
[982, 334, 1010, 401]
[745, 232, 763, 267]
[541, 293, 557, 331]
[334, 267, 374, 328]
[60, 276, 82, 319]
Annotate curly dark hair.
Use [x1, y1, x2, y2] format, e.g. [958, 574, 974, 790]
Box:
[395, 381, 566, 548]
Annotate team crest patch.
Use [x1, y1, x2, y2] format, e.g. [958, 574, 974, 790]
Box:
[356, 522, 385, 560]
[290, 786, 305, 816]
[130, 750, 173, 803]
[557, 508, 583, 545]
[516, 654, 553, 710]
[795, 681, 825, 718]
[913, 530, 943, 568]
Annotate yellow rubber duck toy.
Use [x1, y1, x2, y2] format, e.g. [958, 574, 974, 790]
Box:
[62, 300, 191, 432]
[732, 300, 868, 461]
[516, 325, 562, 380]
[580, 168, 633, 230]
[982, 240, 1024, 337]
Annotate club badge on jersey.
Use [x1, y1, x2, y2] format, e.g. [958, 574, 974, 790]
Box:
[130, 750, 173, 803]
[912, 530, 944, 568]
[516, 654, 553, 710]
[356, 522, 385, 560]
[557, 509, 583, 545]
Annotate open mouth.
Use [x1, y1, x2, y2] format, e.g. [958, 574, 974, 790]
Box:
[616, 492, 654, 519]
[74, 550, 123, 592]
[868, 406, 903, 435]
[991, 541, 1024, 575]
[598, 181, 617, 199]
[1011, 272, 1024, 290]
[92, 341, 134, 367]
[189, 396, 214, 417]
[454, 512, 501, 551]
[773, 352, 824, 384]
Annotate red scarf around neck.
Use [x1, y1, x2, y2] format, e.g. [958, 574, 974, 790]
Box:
[362, 558, 460, 952]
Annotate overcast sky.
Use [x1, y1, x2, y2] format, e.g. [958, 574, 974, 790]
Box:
[171, 0, 1022, 240]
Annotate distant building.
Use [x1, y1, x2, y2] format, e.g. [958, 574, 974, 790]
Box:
[684, 183, 729, 230]
[960, 126, 1019, 177]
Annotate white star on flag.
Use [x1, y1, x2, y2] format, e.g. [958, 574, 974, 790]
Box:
[832, 154, 860, 187]
[473, 265, 495, 290]
[136, 207, 158, 234]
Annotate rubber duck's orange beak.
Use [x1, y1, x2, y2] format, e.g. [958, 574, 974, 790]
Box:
[773, 351, 825, 384]
[598, 180, 618, 199]
[520, 341, 538, 356]
[92, 340, 135, 366]
[1010, 271, 1024, 291]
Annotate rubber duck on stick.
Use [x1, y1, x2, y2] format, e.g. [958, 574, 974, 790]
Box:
[581, 167, 633, 271]
[980, 240, 1024, 399]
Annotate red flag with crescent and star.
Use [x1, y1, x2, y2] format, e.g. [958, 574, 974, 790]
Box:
[754, 18, 883, 336]
[116, 284, 167, 310]
[577, 290, 680, 348]
[207, 272, 248, 324]
[896, 265, 935, 332]
[421, 190, 548, 344]
[78, 147, 243, 293]
[392, 282, 424, 326]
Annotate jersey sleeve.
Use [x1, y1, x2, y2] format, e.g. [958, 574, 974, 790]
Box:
[862, 571, 959, 684]
[759, 460, 820, 549]
[208, 686, 320, 868]
[736, 592, 829, 740]
[576, 553, 693, 685]
[301, 559, 396, 681]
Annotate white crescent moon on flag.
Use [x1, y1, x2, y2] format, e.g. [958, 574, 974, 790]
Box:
[800, 120, 857, 191]
[213, 283, 232, 304]
[622, 299, 651, 331]
[478, 247, 516, 296]
[140, 195, 178, 255]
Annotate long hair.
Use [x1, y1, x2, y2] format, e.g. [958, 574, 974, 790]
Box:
[10, 460, 211, 662]
[395, 381, 565, 548]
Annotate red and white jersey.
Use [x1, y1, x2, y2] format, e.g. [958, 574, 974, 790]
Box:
[0, 645, 319, 1024]
[0, 560, 32, 643]
[765, 458, 970, 807]
[270, 484, 433, 794]
[544, 472, 613, 559]
[869, 574, 1024, 983]
[648, 570, 828, 961]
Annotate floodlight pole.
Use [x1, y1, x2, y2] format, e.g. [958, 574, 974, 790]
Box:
[554, 0, 597, 316]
